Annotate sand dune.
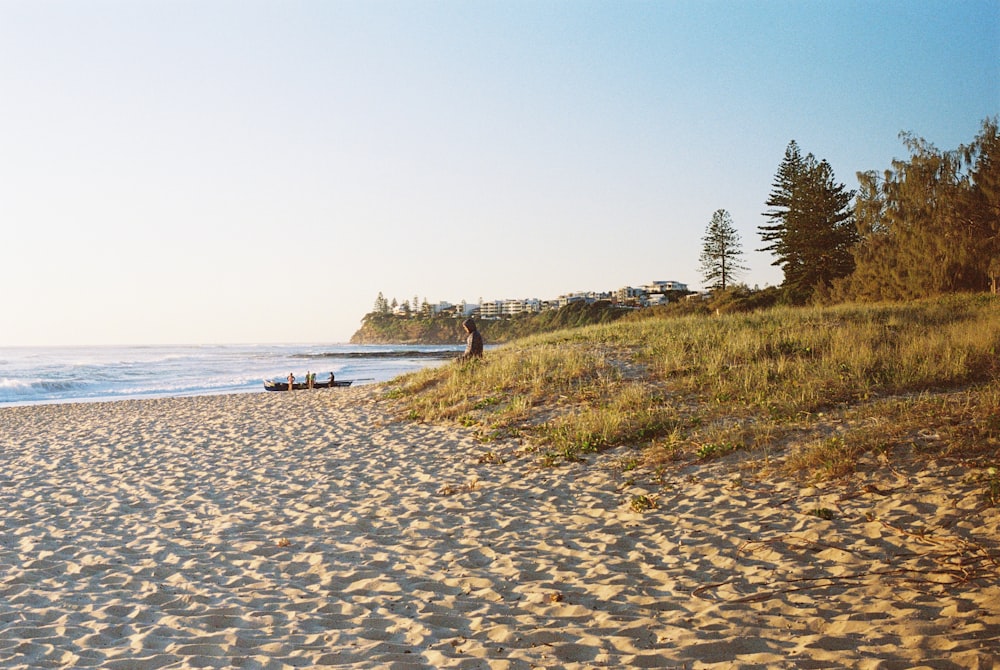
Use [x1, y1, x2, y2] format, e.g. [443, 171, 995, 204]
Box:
[0, 388, 997, 668]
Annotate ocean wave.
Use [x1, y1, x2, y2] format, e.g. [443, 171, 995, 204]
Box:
[0, 378, 79, 391]
[0, 378, 84, 401]
[0, 344, 455, 406]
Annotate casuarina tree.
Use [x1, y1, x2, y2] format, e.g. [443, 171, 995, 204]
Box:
[833, 118, 1000, 300]
[699, 209, 747, 291]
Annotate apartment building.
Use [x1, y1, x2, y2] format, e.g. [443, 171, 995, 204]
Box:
[479, 299, 543, 319]
[402, 279, 689, 320]
[643, 280, 689, 294]
[557, 291, 612, 308]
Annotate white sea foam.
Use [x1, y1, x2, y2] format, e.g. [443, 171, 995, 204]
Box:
[0, 344, 460, 406]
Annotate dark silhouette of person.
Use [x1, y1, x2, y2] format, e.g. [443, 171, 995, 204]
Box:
[461, 318, 483, 360]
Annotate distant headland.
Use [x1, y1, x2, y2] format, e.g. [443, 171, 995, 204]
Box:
[349, 283, 783, 345]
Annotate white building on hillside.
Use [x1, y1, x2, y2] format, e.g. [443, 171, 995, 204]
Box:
[479, 300, 503, 319]
[504, 298, 542, 316]
[557, 291, 611, 307]
[479, 299, 543, 319]
[615, 286, 645, 304]
[643, 280, 688, 294]
[430, 278, 690, 319]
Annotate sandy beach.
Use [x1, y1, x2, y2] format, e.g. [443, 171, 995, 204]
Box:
[0, 388, 996, 669]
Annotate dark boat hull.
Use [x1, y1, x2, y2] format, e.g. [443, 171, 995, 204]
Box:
[263, 379, 353, 392]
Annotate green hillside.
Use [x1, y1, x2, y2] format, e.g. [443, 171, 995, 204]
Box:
[349, 300, 634, 345]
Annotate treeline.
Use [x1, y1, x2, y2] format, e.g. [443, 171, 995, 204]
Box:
[759, 117, 998, 304]
[829, 119, 999, 301]
[350, 301, 631, 345]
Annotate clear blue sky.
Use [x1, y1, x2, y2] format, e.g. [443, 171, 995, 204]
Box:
[2, 0, 997, 345]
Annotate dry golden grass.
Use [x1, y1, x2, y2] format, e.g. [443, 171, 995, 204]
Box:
[387, 294, 1000, 485]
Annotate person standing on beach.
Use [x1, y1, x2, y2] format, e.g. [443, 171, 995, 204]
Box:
[460, 318, 484, 360]
[287, 372, 295, 391]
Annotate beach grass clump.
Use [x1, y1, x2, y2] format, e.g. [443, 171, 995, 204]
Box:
[807, 507, 837, 520]
[393, 340, 618, 425]
[389, 294, 999, 481]
[985, 468, 1000, 507]
[629, 494, 658, 513]
[781, 379, 1000, 480]
[535, 381, 685, 460]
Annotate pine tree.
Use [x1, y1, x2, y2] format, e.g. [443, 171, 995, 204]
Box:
[699, 209, 747, 290]
[759, 141, 856, 303]
[373, 292, 390, 315]
[759, 141, 806, 280]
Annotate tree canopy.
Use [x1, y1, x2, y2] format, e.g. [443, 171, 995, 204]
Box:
[759, 141, 857, 303]
[831, 117, 1000, 301]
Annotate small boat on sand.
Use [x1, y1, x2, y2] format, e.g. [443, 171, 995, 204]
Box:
[263, 378, 353, 392]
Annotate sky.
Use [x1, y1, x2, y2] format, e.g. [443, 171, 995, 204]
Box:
[1, 0, 997, 346]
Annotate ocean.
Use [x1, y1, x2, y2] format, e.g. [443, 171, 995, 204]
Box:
[0, 344, 463, 407]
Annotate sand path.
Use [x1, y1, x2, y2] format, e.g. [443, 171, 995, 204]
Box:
[0, 388, 997, 668]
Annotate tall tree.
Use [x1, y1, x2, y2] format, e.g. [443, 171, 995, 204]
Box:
[759, 141, 857, 303]
[699, 209, 747, 290]
[833, 118, 999, 301]
[834, 170, 898, 300]
[962, 117, 1000, 292]
[373, 292, 390, 315]
[759, 141, 806, 280]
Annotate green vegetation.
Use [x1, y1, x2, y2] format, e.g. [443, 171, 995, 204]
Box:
[351, 300, 634, 344]
[629, 494, 658, 513]
[352, 118, 997, 348]
[359, 120, 999, 497]
[350, 312, 468, 345]
[759, 140, 858, 304]
[385, 295, 999, 485]
[832, 119, 999, 301]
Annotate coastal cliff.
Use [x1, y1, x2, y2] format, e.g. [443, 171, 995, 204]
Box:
[349, 315, 468, 345]
[350, 300, 632, 345]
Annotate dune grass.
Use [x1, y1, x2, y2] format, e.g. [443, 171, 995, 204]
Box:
[386, 294, 1000, 484]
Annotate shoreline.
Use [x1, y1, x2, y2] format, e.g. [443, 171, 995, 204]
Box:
[0, 342, 460, 408]
[1, 388, 997, 668]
